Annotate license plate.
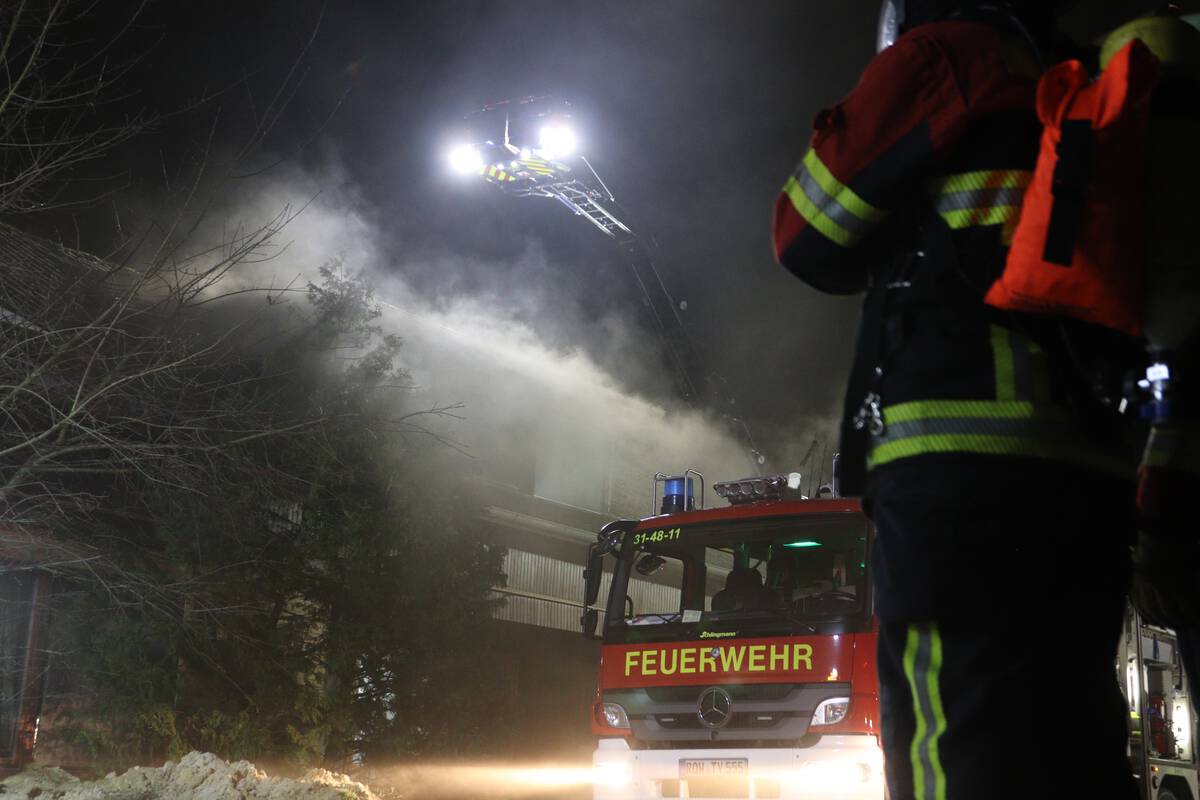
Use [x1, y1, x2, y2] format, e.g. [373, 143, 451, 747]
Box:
[679, 758, 749, 778]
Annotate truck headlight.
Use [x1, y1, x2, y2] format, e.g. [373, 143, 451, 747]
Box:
[601, 702, 630, 729]
[794, 760, 873, 787]
[810, 697, 850, 727]
[593, 762, 634, 788]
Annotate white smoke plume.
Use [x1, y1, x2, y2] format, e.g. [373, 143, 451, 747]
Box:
[182, 159, 838, 516]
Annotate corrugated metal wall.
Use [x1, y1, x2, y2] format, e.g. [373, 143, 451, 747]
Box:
[493, 549, 680, 634]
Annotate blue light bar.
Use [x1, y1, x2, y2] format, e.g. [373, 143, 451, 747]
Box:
[660, 475, 695, 515]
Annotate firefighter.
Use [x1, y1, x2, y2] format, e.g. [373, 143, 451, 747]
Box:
[773, 2, 1138, 797]
[1108, 12, 1200, 713]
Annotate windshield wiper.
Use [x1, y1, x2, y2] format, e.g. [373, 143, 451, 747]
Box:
[629, 613, 682, 625]
[813, 589, 859, 602]
[784, 609, 818, 634]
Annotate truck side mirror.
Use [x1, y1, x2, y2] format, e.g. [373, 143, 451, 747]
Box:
[581, 520, 637, 640]
[581, 607, 599, 640]
[582, 542, 604, 640]
[635, 554, 667, 576]
[584, 543, 603, 606]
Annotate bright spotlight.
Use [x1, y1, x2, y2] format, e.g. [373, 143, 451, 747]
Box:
[448, 144, 483, 175]
[592, 762, 634, 789]
[538, 125, 577, 159]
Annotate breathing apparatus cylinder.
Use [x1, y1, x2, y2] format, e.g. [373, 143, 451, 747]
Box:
[1102, 16, 1200, 422]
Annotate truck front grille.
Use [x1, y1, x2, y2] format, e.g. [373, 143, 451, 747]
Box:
[608, 682, 852, 744]
[655, 711, 792, 730]
[645, 683, 794, 703]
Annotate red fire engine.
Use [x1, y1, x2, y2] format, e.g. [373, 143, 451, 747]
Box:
[582, 471, 1200, 800]
[581, 472, 884, 799]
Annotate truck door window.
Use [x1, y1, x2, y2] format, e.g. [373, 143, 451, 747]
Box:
[624, 552, 686, 625]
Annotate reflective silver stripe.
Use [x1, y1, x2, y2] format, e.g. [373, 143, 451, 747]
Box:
[905, 624, 946, 800]
[912, 629, 937, 799]
[934, 185, 1027, 214]
[794, 164, 878, 240]
[864, 399, 1131, 474]
[876, 415, 1066, 445]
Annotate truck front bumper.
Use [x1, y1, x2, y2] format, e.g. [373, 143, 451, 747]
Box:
[593, 735, 885, 800]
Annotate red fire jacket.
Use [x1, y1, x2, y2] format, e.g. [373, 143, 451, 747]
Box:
[772, 20, 1133, 497]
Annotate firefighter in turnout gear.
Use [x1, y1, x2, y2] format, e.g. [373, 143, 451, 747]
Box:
[1109, 12, 1200, 712]
[773, 2, 1140, 797]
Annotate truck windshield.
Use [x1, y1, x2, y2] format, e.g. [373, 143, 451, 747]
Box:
[603, 513, 871, 644]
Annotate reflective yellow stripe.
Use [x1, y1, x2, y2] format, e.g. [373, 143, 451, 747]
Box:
[904, 625, 947, 800]
[939, 205, 1022, 229]
[483, 166, 516, 183]
[802, 149, 888, 225]
[904, 627, 927, 800]
[991, 326, 1016, 402]
[869, 432, 1124, 470]
[783, 175, 858, 247]
[928, 170, 1032, 234]
[782, 150, 888, 248]
[882, 399, 1047, 424]
[926, 630, 948, 800]
[867, 400, 1130, 475]
[928, 170, 1032, 195]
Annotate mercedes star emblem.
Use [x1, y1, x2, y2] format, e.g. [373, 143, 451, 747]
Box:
[696, 686, 733, 729]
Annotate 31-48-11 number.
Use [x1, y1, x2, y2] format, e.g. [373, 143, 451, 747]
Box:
[633, 527, 681, 546]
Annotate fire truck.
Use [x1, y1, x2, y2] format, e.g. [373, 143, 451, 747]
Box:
[582, 471, 1200, 800]
[1122, 611, 1200, 800]
[581, 471, 884, 799]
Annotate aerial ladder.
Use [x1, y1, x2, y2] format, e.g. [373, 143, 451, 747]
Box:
[447, 96, 765, 469]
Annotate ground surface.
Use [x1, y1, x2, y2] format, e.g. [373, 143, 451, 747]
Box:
[0, 751, 380, 799]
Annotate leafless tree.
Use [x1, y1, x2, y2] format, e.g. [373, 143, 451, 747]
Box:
[0, 2, 477, 766]
[0, 0, 150, 216]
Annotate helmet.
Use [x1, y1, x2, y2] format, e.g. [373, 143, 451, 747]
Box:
[877, 0, 902, 52]
[1100, 14, 1200, 75]
[877, 0, 972, 51]
[877, 0, 1060, 52]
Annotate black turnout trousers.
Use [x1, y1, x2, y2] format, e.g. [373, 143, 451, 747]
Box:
[867, 463, 1137, 800]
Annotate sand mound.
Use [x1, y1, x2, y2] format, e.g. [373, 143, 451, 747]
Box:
[0, 751, 380, 799]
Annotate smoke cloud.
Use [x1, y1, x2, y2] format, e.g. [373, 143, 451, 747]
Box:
[186, 157, 839, 516]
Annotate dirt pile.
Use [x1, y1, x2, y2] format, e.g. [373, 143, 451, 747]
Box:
[0, 751, 380, 799]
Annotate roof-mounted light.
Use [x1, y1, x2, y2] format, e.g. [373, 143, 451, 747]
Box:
[448, 144, 484, 175]
[714, 473, 805, 505]
[660, 475, 694, 515]
[537, 124, 577, 159]
[652, 470, 705, 516]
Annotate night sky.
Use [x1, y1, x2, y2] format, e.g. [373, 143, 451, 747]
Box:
[65, 2, 1156, 441]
